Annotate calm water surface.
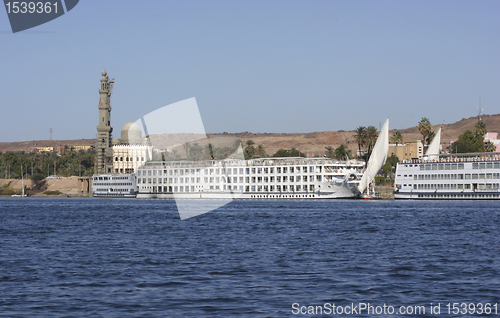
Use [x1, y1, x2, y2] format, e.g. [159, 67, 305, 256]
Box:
[0, 198, 499, 317]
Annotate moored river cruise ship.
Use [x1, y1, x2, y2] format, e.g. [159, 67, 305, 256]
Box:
[136, 157, 365, 199]
[394, 154, 500, 199]
[92, 174, 137, 197]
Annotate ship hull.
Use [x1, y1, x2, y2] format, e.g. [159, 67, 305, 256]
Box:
[93, 193, 137, 198]
[395, 191, 500, 200]
[137, 182, 359, 200]
[137, 192, 358, 199]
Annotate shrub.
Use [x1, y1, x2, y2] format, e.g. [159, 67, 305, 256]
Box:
[374, 176, 385, 186]
[31, 173, 46, 183]
[44, 190, 62, 196]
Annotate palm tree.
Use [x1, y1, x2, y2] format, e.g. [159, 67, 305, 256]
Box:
[426, 130, 435, 146]
[334, 144, 352, 160]
[475, 120, 487, 138]
[325, 146, 335, 159]
[486, 141, 496, 152]
[244, 140, 256, 159]
[365, 126, 378, 159]
[62, 145, 70, 156]
[418, 117, 432, 146]
[206, 143, 215, 160]
[391, 131, 403, 145]
[256, 144, 266, 157]
[353, 126, 366, 157]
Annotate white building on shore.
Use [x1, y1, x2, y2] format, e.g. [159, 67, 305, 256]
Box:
[112, 121, 153, 174]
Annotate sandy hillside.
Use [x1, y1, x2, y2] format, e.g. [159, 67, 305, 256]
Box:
[1, 114, 499, 157]
[1, 177, 85, 196]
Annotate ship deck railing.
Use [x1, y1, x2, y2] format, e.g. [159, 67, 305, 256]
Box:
[402, 153, 500, 164]
[141, 157, 365, 169]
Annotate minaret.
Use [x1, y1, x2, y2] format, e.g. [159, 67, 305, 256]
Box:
[96, 69, 114, 174]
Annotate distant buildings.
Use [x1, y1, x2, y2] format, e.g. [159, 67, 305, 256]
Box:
[388, 140, 424, 161]
[484, 132, 500, 152]
[31, 145, 92, 154]
[56, 145, 92, 152]
[35, 146, 54, 153]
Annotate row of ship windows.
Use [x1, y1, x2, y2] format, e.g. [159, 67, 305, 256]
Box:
[114, 157, 145, 162]
[93, 183, 134, 186]
[94, 176, 132, 181]
[417, 162, 500, 171]
[401, 173, 500, 180]
[137, 166, 357, 177]
[417, 194, 500, 198]
[402, 183, 500, 190]
[140, 184, 317, 193]
[94, 188, 135, 192]
[114, 169, 135, 174]
[138, 175, 324, 184]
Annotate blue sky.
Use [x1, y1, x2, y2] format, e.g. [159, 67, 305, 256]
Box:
[1, 1, 499, 142]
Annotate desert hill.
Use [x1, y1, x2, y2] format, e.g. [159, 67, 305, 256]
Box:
[1, 114, 499, 157]
[394, 114, 500, 147]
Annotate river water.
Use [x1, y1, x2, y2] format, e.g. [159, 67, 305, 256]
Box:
[1, 198, 499, 317]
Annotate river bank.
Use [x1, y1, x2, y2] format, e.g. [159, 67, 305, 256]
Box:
[0, 177, 90, 197]
[1, 178, 395, 199]
[375, 184, 395, 199]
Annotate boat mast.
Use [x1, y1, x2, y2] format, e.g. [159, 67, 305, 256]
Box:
[21, 164, 24, 196]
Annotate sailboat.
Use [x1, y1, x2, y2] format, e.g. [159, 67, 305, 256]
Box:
[423, 127, 441, 161]
[357, 118, 389, 199]
[11, 164, 27, 197]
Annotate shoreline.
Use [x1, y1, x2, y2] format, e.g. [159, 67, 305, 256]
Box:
[1, 178, 396, 199]
[0, 177, 92, 197]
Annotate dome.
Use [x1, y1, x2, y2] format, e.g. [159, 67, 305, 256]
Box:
[101, 69, 107, 76]
[120, 121, 142, 145]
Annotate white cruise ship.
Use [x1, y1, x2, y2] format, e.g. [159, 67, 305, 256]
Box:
[394, 126, 500, 199]
[136, 157, 365, 199]
[394, 155, 500, 199]
[92, 174, 137, 198]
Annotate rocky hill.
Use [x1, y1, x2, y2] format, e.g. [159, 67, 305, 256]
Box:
[1, 114, 499, 157]
[393, 114, 500, 147]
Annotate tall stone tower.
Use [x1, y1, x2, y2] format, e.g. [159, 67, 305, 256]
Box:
[96, 70, 114, 174]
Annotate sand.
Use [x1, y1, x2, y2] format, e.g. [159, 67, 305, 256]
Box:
[0, 177, 90, 197]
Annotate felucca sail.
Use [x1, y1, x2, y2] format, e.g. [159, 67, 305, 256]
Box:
[358, 118, 389, 195]
[424, 127, 441, 161]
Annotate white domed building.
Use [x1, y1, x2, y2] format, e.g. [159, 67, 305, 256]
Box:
[112, 121, 153, 174]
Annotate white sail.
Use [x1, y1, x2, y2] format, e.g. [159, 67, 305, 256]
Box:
[424, 127, 441, 161]
[358, 118, 389, 194]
